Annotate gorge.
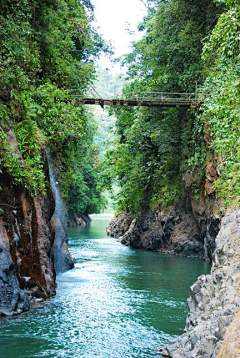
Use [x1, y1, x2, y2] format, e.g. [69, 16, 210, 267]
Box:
[1, 0, 240, 357]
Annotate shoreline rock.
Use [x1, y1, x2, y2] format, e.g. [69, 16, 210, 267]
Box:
[0, 239, 30, 316]
[159, 210, 240, 357]
[107, 204, 219, 260]
[68, 212, 92, 227]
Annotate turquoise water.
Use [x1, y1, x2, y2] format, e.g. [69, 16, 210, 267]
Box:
[0, 217, 210, 357]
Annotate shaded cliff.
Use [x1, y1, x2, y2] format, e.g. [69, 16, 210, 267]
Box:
[68, 212, 92, 227]
[107, 164, 221, 260]
[0, 0, 107, 317]
[47, 152, 74, 273]
[0, 171, 56, 316]
[0, 136, 73, 315]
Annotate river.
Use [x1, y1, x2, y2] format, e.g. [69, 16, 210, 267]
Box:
[0, 216, 210, 357]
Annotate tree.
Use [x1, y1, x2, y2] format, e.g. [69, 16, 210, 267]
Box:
[0, 0, 107, 213]
[101, 0, 223, 214]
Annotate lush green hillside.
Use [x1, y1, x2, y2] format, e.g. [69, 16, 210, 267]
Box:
[100, 0, 240, 215]
[198, 0, 240, 207]
[0, 0, 107, 215]
[1, 0, 239, 217]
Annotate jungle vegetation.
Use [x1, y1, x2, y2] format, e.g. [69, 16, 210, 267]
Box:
[0, 0, 108, 215]
[1, 0, 239, 217]
[101, 0, 240, 214]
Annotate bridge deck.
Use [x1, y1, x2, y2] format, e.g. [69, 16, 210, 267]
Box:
[75, 98, 203, 109]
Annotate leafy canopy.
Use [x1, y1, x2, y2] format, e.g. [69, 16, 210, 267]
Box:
[0, 0, 107, 213]
[100, 0, 222, 214]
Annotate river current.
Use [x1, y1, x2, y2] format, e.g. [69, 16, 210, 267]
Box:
[0, 216, 210, 357]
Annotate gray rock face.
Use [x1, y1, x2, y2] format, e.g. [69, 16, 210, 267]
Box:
[107, 208, 207, 258]
[68, 212, 92, 227]
[47, 152, 74, 273]
[159, 210, 240, 357]
[51, 214, 74, 273]
[119, 210, 166, 250]
[107, 211, 133, 238]
[0, 246, 30, 316]
[217, 309, 240, 357]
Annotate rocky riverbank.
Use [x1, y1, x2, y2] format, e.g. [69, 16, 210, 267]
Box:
[108, 209, 240, 357]
[107, 207, 207, 257]
[107, 205, 219, 260]
[160, 210, 240, 357]
[107, 165, 222, 260]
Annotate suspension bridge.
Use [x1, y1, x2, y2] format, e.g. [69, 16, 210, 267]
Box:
[70, 86, 207, 109]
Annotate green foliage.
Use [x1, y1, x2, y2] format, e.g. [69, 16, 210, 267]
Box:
[101, 105, 185, 214]
[0, 123, 45, 195]
[195, 1, 240, 207]
[53, 114, 107, 215]
[101, 0, 222, 214]
[0, 0, 107, 214]
[123, 0, 223, 91]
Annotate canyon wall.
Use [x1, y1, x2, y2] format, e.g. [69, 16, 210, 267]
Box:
[0, 172, 56, 316]
[160, 210, 240, 357]
[107, 163, 222, 260]
[0, 149, 74, 315]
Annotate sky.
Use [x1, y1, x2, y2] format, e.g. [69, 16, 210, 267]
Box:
[91, 0, 147, 73]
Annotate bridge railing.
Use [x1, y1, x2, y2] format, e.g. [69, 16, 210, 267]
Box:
[68, 89, 209, 102]
[124, 91, 208, 102]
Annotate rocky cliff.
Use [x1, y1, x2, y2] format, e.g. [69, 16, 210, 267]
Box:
[68, 212, 92, 227]
[47, 152, 74, 273]
[107, 153, 223, 260]
[0, 171, 56, 316]
[107, 199, 220, 260]
[0, 152, 74, 316]
[159, 210, 240, 357]
[107, 206, 207, 257]
[107, 155, 223, 260]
